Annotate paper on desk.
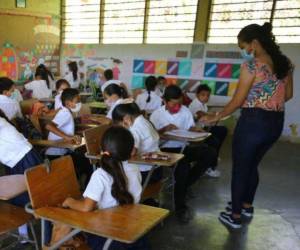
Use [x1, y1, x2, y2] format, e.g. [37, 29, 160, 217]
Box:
[165, 130, 210, 139]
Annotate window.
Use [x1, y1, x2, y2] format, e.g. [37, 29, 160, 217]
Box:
[207, 0, 273, 44]
[62, 0, 101, 44]
[102, 0, 146, 44]
[272, 0, 300, 43]
[146, 0, 199, 43]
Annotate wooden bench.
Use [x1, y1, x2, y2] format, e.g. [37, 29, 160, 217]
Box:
[25, 156, 169, 250]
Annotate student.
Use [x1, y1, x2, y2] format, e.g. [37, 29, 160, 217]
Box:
[62, 126, 146, 250]
[136, 76, 162, 113]
[0, 109, 42, 242]
[112, 102, 163, 186]
[36, 64, 55, 90]
[54, 79, 70, 110]
[0, 77, 23, 120]
[189, 84, 228, 177]
[64, 61, 80, 89]
[156, 76, 167, 97]
[10, 86, 23, 103]
[25, 69, 52, 99]
[45, 88, 92, 183]
[150, 85, 217, 223]
[101, 69, 128, 94]
[103, 84, 128, 119]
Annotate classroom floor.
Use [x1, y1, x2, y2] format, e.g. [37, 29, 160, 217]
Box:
[5, 137, 300, 250]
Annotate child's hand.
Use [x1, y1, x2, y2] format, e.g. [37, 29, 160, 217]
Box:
[73, 135, 82, 145]
[200, 113, 220, 124]
[190, 126, 204, 132]
[62, 197, 73, 208]
[163, 124, 178, 132]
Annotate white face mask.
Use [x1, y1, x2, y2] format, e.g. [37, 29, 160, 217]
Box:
[105, 99, 115, 108]
[70, 102, 82, 113]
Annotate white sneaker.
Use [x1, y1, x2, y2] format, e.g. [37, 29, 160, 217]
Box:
[205, 168, 221, 178]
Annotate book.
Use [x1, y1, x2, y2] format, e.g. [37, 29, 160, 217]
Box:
[165, 129, 210, 139]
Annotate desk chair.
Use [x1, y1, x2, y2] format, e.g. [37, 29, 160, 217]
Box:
[25, 156, 169, 250]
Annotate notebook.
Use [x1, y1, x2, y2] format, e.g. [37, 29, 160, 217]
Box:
[165, 130, 210, 139]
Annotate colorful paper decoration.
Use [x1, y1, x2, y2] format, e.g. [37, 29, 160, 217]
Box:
[232, 64, 241, 79]
[178, 60, 192, 77]
[167, 61, 179, 75]
[228, 82, 238, 96]
[131, 75, 145, 89]
[0, 43, 18, 80]
[215, 82, 229, 96]
[144, 60, 155, 74]
[204, 63, 217, 78]
[166, 77, 177, 86]
[217, 64, 232, 78]
[155, 61, 167, 75]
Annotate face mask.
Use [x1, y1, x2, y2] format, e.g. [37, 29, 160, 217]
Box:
[58, 90, 63, 94]
[105, 99, 114, 108]
[70, 102, 82, 113]
[168, 103, 181, 114]
[241, 49, 254, 61]
[10, 90, 18, 100]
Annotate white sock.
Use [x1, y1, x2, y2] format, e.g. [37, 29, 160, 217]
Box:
[18, 224, 28, 237]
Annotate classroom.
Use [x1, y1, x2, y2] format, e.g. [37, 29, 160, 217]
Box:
[0, 0, 299, 249]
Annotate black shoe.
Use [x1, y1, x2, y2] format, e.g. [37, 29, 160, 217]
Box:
[175, 207, 192, 224]
[225, 202, 254, 219]
[219, 211, 242, 229]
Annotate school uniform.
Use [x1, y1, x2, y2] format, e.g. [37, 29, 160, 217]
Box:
[135, 91, 162, 112]
[0, 117, 42, 206]
[189, 98, 228, 163]
[129, 115, 163, 184]
[25, 80, 52, 99]
[64, 72, 80, 89]
[54, 92, 63, 110]
[106, 98, 123, 119]
[0, 94, 23, 120]
[84, 162, 149, 250]
[101, 79, 122, 93]
[11, 89, 23, 102]
[150, 106, 217, 211]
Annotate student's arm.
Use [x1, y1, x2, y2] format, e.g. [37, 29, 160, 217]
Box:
[189, 126, 204, 132]
[195, 110, 207, 119]
[45, 122, 80, 143]
[285, 71, 293, 102]
[201, 66, 255, 123]
[62, 197, 97, 212]
[158, 124, 178, 134]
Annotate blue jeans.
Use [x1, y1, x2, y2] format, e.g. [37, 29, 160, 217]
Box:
[231, 108, 284, 214]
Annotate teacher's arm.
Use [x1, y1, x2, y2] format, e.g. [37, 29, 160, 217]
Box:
[201, 66, 255, 123]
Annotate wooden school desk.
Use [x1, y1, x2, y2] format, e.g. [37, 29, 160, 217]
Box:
[29, 138, 86, 151]
[87, 101, 107, 109]
[25, 156, 169, 250]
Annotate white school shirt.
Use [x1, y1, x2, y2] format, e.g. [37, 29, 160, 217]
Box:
[11, 89, 23, 103]
[150, 105, 195, 148]
[106, 98, 123, 119]
[0, 117, 32, 168]
[135, 91, 162, 112]
[0, 95, 23, 120]
[101, 79, 122, 93]
[54, 93, 63, 110]
[83, 162, 142, 209]
[189, 98, 208, 116]
[64, 72, 80, 89]
[129, 115, 160, 172]
[25, 80, 52, 99]
[45, 107, 74, 156]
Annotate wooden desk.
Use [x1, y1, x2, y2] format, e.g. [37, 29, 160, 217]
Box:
[0, 175, 26, 200]
[129, 152, 184, 167]
[39, 98, 55, 103]
[29, 139, 86, 151]
[35, 204, 169, 244]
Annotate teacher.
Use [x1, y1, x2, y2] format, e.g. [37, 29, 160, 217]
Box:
[202, 22, 294, 229]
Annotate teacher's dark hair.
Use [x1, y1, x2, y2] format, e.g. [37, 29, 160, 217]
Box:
[238, 22, 292, 80]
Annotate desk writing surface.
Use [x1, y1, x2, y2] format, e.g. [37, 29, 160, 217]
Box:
[160, 132, 211, 143]
[87, 102, 107, 109]
[35, 204, 169, 243]
[0, 175, 26, 200]
[29, 139, 86, 150]
[129, 152, 184, 167]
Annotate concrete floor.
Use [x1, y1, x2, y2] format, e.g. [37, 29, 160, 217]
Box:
[3, 138, 300, 250]
[149, 138, 300, 250]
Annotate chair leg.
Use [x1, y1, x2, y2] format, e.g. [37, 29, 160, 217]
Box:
[29, 221, 40, 250]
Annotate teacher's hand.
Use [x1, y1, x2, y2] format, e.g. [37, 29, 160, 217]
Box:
[200, 113, 221, 124]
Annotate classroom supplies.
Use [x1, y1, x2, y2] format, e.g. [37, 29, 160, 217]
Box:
[165, 129, 210, 139]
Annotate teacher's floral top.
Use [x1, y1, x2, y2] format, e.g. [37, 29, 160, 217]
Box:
[241, 59, 291, 112]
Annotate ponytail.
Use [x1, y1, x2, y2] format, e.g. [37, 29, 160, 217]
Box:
[238, 22, 292, 80]
[100, 155, 134, 205]
[99, 126, 136, 205]
[145, 76, 157, 103]
[104, 84, 128, 99]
